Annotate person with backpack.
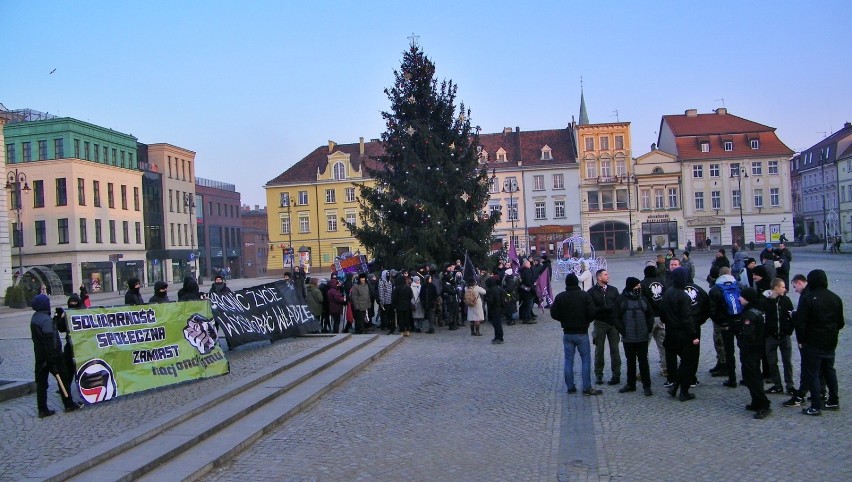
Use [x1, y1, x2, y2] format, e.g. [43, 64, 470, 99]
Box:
[762, 278, 795, 395]
[708, 267, 743, 388]
[732, 287, 772, 419]
[615, 277, 654, 396]
[484, 277, 506, 344]
[464, 279, 486, 336]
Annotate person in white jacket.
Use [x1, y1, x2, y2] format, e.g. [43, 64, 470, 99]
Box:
[464, 279, 487, 336]
[578, 261, 593, 292]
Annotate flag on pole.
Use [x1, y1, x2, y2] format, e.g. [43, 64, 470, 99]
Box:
[463, 252, 479, 284]
[535, 266, 553, 309]
[508, 237, 520, 273]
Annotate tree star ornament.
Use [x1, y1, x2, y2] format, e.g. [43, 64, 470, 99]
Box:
[460, 192, 470, 202]
[406, 126, 415, 136]
[407, 95, 416, 103]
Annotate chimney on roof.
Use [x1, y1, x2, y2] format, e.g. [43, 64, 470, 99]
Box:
[651, 143, 657, 151]
[845, 121, 851, 129]
[503, 127, 512, 134]
[715, 107, 727, 115]
[371, 138, 379, 143]
[359, 137, 364, 156]
[328, 140, 336, 153]
[685, 109, 698, 117]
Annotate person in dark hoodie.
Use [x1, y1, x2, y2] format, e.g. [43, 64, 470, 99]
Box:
[177, 275, 204, 301]
[391, 273, 414, 336]
[641, 265, 668, 377]
[551, 273, 600, 395]
[124, 278, 145, 306]
[149, 281, 170, 304]
[732, 287, 771, 419]
[208, 275, 231, 297]
[31, 294, 79, 418]
[484, 276, 506, 344]
[795, 269, 844, 415]
[616, 277, 654, 396]
[659, 267, 699, 401]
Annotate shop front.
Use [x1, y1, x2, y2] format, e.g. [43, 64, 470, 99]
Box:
[529, 225, 574, 257]
[641, 214, 679, 251]
[589, 221, 629, 254]
[116, 260, 145, 290]
[81, 261, 114, 293]
[687, 216, 725, 250]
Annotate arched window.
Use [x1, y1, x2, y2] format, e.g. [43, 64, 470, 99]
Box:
[585, 155, 597, 179]
[600, 155, 612, 177]
[614, 153, 626, 176]
[333, 162, 346, 180]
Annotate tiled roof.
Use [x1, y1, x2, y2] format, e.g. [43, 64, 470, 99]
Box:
[662, 112, 774, 137]
[839, 142, 852, 160]
[673, 131, 793, 161]
[266, 127, 577, 186]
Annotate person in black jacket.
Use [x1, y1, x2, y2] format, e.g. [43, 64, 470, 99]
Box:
[551, 273, 600, 395]
[588, 269, 621, 386]
[31, 294, 79, 418]
[659, 267, 699, 401]
[732, 287, 771, 419]
[420, 274, 439, 334]
[177, 276, 204, 301]
[518, 260, 536, 324]
[208, 275, 231, 297]
[124, 278, 144, 306]
[391, 274, 414, 337]
[795, 269, 844, 415]
[149, 281, 170, 304]
[484, 276, 506, 344]
[762, 278, 795, 395]
[641, 265, 667, 377]
[616, 277, 654, 396]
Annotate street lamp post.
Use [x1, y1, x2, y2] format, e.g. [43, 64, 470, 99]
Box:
[620, 173, 637, 256]
[820, 152, 828, 250]
[184, 193, 197, 278]
[6, 169, 31, 280]
[731, 166, 748, 247]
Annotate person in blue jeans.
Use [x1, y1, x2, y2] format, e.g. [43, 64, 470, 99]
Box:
[550, 273, 601, 395]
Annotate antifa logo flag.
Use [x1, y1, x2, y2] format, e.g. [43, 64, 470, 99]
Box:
[463, 252, 479, 284]
[535, 266, 553, 310]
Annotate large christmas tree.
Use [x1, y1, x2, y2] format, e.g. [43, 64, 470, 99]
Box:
[349, 40, 498, 268]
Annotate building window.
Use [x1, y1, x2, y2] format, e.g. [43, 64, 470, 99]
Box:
[754, 189, 763, 208]
[108, 183, 115, 208]
[496, 149, 507, 162]
[122, 221, 129, 244]
[694, 192, 705, 210]
[181, 159, 186, 180]
[133, 187, 140, 211]
[751, 162, 762, 176]
[700, 142, 710, 153]
[552, 173, 564, 189]
[768, 160, 779, 174]
[120, 151, 126, 168]
[533, 175, 544, 191]
[279, 192, 289, 207]
[56, 178, 68, 206]
[95, 219, 103, 243]
[103, 146, 108, 164]
[616, 189, 628, 209]
[298, 191, 308, 205]
[135, 222, 142, 244]
[38, 140, 48, 160]
[5, 143, 15, 163]
[770, 188, 780, 206]
[346, 212, 356, 227]
[94, 144, 99, 162]
[77, 178, 86, 205]
[111, 148, 117, 165]
[35, 220, 47, 246]
[730, 163, 741, 177]
[600, 136, 609, 150]
[120, 185, 128, 209]
[641, 189, 651, 210]
[217, 203, 221, 216]
[74, 139, 80, 158]
[587, 191, 599, 211]
[326, 189, 336, 203]
[11, 223, 21, 247]
[586, 158, 597, 179]
[750, 139, 760, 149]
[109, 220, 116, 243]
[668, 188, 678, 208]
[281, 216, 291, 234]
[80, 218, 88, 243]
[655, 189, 664, 209]
[57, 218, 69, 244]
[345, 187, 356, 202]
[490, 176, 500, 193]
[54, 138, 64, 159]
[22, 142, 32, 161]
[327, 213, 338, 232]
[585, 137, 594, 151]
[299, 214, 310, 233]
[709, 163, 720, 177]
[601, 190, 614, 210]
[333, 162, 346, 180]
[600, 156, 612, 177]
[693, 165, 703, 178]
[724, 141, 733, 151]
[615, 155, 626, 176]
[90, 180, 99, 207]
[534, 201, 546, 219]
[32, 180, 45, 208]
[732, 190, 741, 209]
[711, 191, 721, 210]
[84, 141, 90, 160]
[554, 200, 565, 218]
[615, 135, 624, 150]
[541, 146, 552, 160]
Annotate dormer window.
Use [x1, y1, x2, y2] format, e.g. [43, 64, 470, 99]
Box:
[700, 142, 710, 153]
[496, 148, 507, 162]
[750, 139, 759, 149]
[479, 149, 488, 162]
[724, 141, 733, 151]
[333, 162, 346, 180]
[541, 145, 552, 160]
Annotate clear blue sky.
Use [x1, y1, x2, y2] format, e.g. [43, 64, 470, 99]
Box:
[3, 1, 851, 207]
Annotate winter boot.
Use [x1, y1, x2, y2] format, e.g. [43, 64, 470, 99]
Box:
[475, 323, 481, 336]
[470, 324, 476, 336]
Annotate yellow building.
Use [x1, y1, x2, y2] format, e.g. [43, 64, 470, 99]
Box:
[264, 138, 380, 273]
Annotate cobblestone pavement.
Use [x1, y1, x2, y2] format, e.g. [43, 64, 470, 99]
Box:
[1, 246, 850, 481]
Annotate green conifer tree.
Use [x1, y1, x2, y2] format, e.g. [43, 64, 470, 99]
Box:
[349, 40, 498, 268]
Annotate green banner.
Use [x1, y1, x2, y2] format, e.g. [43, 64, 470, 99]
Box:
[67, 301, 230, 404]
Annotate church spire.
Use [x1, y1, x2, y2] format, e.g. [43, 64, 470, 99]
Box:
[578, 77, 589, 125]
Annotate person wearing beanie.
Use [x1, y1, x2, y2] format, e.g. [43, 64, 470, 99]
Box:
[208, 275, 231, 297]
[752, 265, 770, 292]
[149, 281, 171, 304]
[177, 275, 204, 301]
[551, 273, 600, 395]
[30, 294, 79, 418]
[616, 277, 654, 396]
[484, 277, 507, 344]
[659, 267, 699, 401]
[124, 278, 144, 306]
[640, 265, 668, 377]
[734, 287, 772, 419]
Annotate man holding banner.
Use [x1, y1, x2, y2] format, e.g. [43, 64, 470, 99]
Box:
[30, 294, 80, 417]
